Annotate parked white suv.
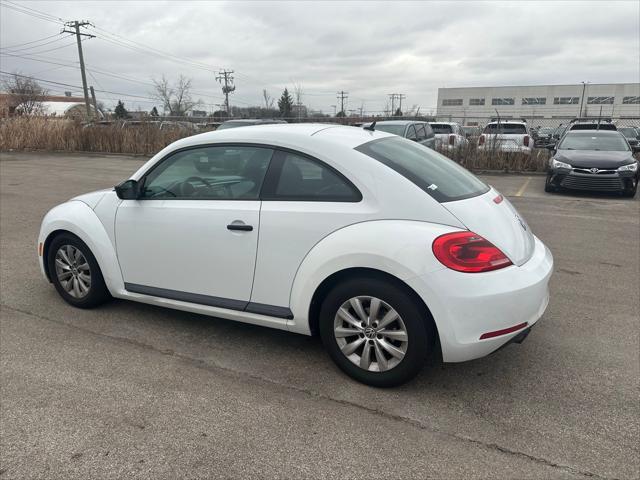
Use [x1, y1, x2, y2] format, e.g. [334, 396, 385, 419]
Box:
[38, 124, 552, 387]
[429, 122, 469, 150]
[478, 120, 533, 155]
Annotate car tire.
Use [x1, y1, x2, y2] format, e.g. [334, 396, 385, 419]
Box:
[47, 233, 111, 309]
[319, 277, 432, 387]
[544, 175, 556, 193]
[622, 182, 637, 198]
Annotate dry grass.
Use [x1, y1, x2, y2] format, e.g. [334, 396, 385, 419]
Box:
[0, 117, 550, 172]
[0, 117, 189, 155]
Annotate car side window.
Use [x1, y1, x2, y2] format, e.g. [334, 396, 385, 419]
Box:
[423, 123, 434, 138]
[415, 124, 426, 141]
[141, 145, 274, 200]
[263, 150, 361, 202]
[406, 125, 418, 141]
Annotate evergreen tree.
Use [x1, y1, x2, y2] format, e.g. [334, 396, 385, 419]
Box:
[114, 100, 129, 119]
[278, 88, 294, 119]
[150, 106, 159, 117]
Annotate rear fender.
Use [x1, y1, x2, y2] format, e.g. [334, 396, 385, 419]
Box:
[287, 220, 457, 335]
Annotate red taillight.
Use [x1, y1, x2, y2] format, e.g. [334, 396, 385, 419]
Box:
[523, 135, 530, 147]
[449, 134, 455, 146]
[478, 134, 485, 146]
[432, 231, 513, 273]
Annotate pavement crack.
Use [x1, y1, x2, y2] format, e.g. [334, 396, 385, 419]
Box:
[1, 303, 610, 479]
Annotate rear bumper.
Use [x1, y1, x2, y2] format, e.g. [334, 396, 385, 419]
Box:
[478, 144, 532, 154]
[405, 235, 553, 362]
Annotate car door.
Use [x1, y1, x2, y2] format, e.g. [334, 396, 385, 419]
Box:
[115, 145, 274, 307]
[250, 149, 368, 311]
[422, 123, 436, 149]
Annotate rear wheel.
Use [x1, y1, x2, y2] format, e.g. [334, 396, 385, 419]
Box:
[47, 233, 111, 308]
[319, 277, 432, 387]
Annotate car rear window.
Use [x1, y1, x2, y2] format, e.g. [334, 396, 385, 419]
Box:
[430, 124, 453, 134]
[355, 137, 489, 203]
[483, 123, 527, 134]
[558, 133, 630, 152]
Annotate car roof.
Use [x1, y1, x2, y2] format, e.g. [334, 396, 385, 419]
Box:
[168, 123, 395, 150]
[486, 120, 527, 124]
[371, 120, 421, 125]
[429, 121, 457, 125]
[563, 130, 622, 136]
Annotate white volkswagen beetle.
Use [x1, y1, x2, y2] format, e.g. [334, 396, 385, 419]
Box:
[38, 124, 553, 387]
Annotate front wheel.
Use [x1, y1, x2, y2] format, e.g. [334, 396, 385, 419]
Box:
[319, 277, 433, 387]
[47, 233, 111, 308]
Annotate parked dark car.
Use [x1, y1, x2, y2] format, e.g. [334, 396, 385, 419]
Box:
[545, 130, 638, 197]
[567, 118, 617, 131]
[618, 126, 640, 149]
[362, 120, 436, 149]
[217, 119, 287, 130]
[534, 126, 557, 147]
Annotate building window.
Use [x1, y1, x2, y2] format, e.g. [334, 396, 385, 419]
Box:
[553, 97, 580, 105]
[491, 98, 515, 106]
[469, 98, 485, 106]
[442, 99, 463, 106]
[622, 96, 640, 104]
[587, 96, 614, 104]
[522, 97, 546, 105]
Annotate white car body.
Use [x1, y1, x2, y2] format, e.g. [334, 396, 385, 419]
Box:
[38, 124, 552, 368]
[478, 120, 533, 155]
[429, 122, 469, 150]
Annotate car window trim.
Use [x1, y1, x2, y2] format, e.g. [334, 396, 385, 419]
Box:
[260, 148, 363, 203]
[136, 143, 276, 201]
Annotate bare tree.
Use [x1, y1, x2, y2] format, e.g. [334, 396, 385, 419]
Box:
[291, 80, 305, 120]
[151, 75, 199, 116]
[2, 72, 47, 115]
[262, 89, 274, 110]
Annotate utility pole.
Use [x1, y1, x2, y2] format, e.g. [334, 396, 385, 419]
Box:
[89, 86, 98, 118]
[388, 94, 396, 116]
[62, 21, 95, 120]
[336, 91, 348, 115]
[216, 69, 235, 115]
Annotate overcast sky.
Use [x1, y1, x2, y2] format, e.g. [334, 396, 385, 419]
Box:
[1, 0, 638, 114]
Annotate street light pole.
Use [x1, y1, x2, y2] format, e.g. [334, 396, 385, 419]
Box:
[578, 81, 589, 118]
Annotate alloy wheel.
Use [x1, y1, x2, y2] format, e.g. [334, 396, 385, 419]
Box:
[333, 296, 409, 372]
[54, 245, 91, 298]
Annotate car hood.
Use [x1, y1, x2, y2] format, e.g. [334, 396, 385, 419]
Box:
[554, 150, 635, 168]
[70, 188, 111, 209]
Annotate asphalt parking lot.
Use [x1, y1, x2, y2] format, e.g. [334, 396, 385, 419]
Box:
[1, 151, 638, 479]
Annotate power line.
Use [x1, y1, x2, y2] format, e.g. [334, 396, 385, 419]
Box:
[0, 1, 65, 25]
[0, 33, 62, 50]
[3, 39, 78, 57]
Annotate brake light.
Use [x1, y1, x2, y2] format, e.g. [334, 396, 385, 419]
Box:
[449, 134, 455, 146]
[479, 134, 485, 146]
[432, 231, 512, 273]
[523, 135, 530, 147]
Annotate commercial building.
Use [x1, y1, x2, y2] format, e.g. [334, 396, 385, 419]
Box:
[436, 83, 640, 123]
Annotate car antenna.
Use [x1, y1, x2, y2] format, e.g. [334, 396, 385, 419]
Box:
[364, 121, 377, 131]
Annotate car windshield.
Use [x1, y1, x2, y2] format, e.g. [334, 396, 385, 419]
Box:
[618, 127, 638, 138]
[430, 124, 453, 134]
[356, 137, 489, 202]
[482, 123, 527, 134]
[558, 133, 630, 151]
[569, 123, 616, 131]
[374, 124, 406, 136]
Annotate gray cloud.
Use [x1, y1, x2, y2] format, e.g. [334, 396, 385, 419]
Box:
[1, 0, 638, 114]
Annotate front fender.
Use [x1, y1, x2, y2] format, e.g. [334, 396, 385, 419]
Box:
[38, 200, 123, 295]
[287, 220, 458, 334]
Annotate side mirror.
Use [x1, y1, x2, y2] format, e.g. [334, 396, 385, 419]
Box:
[633, 146, 640, 153]
[115, 179, 140, 200]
